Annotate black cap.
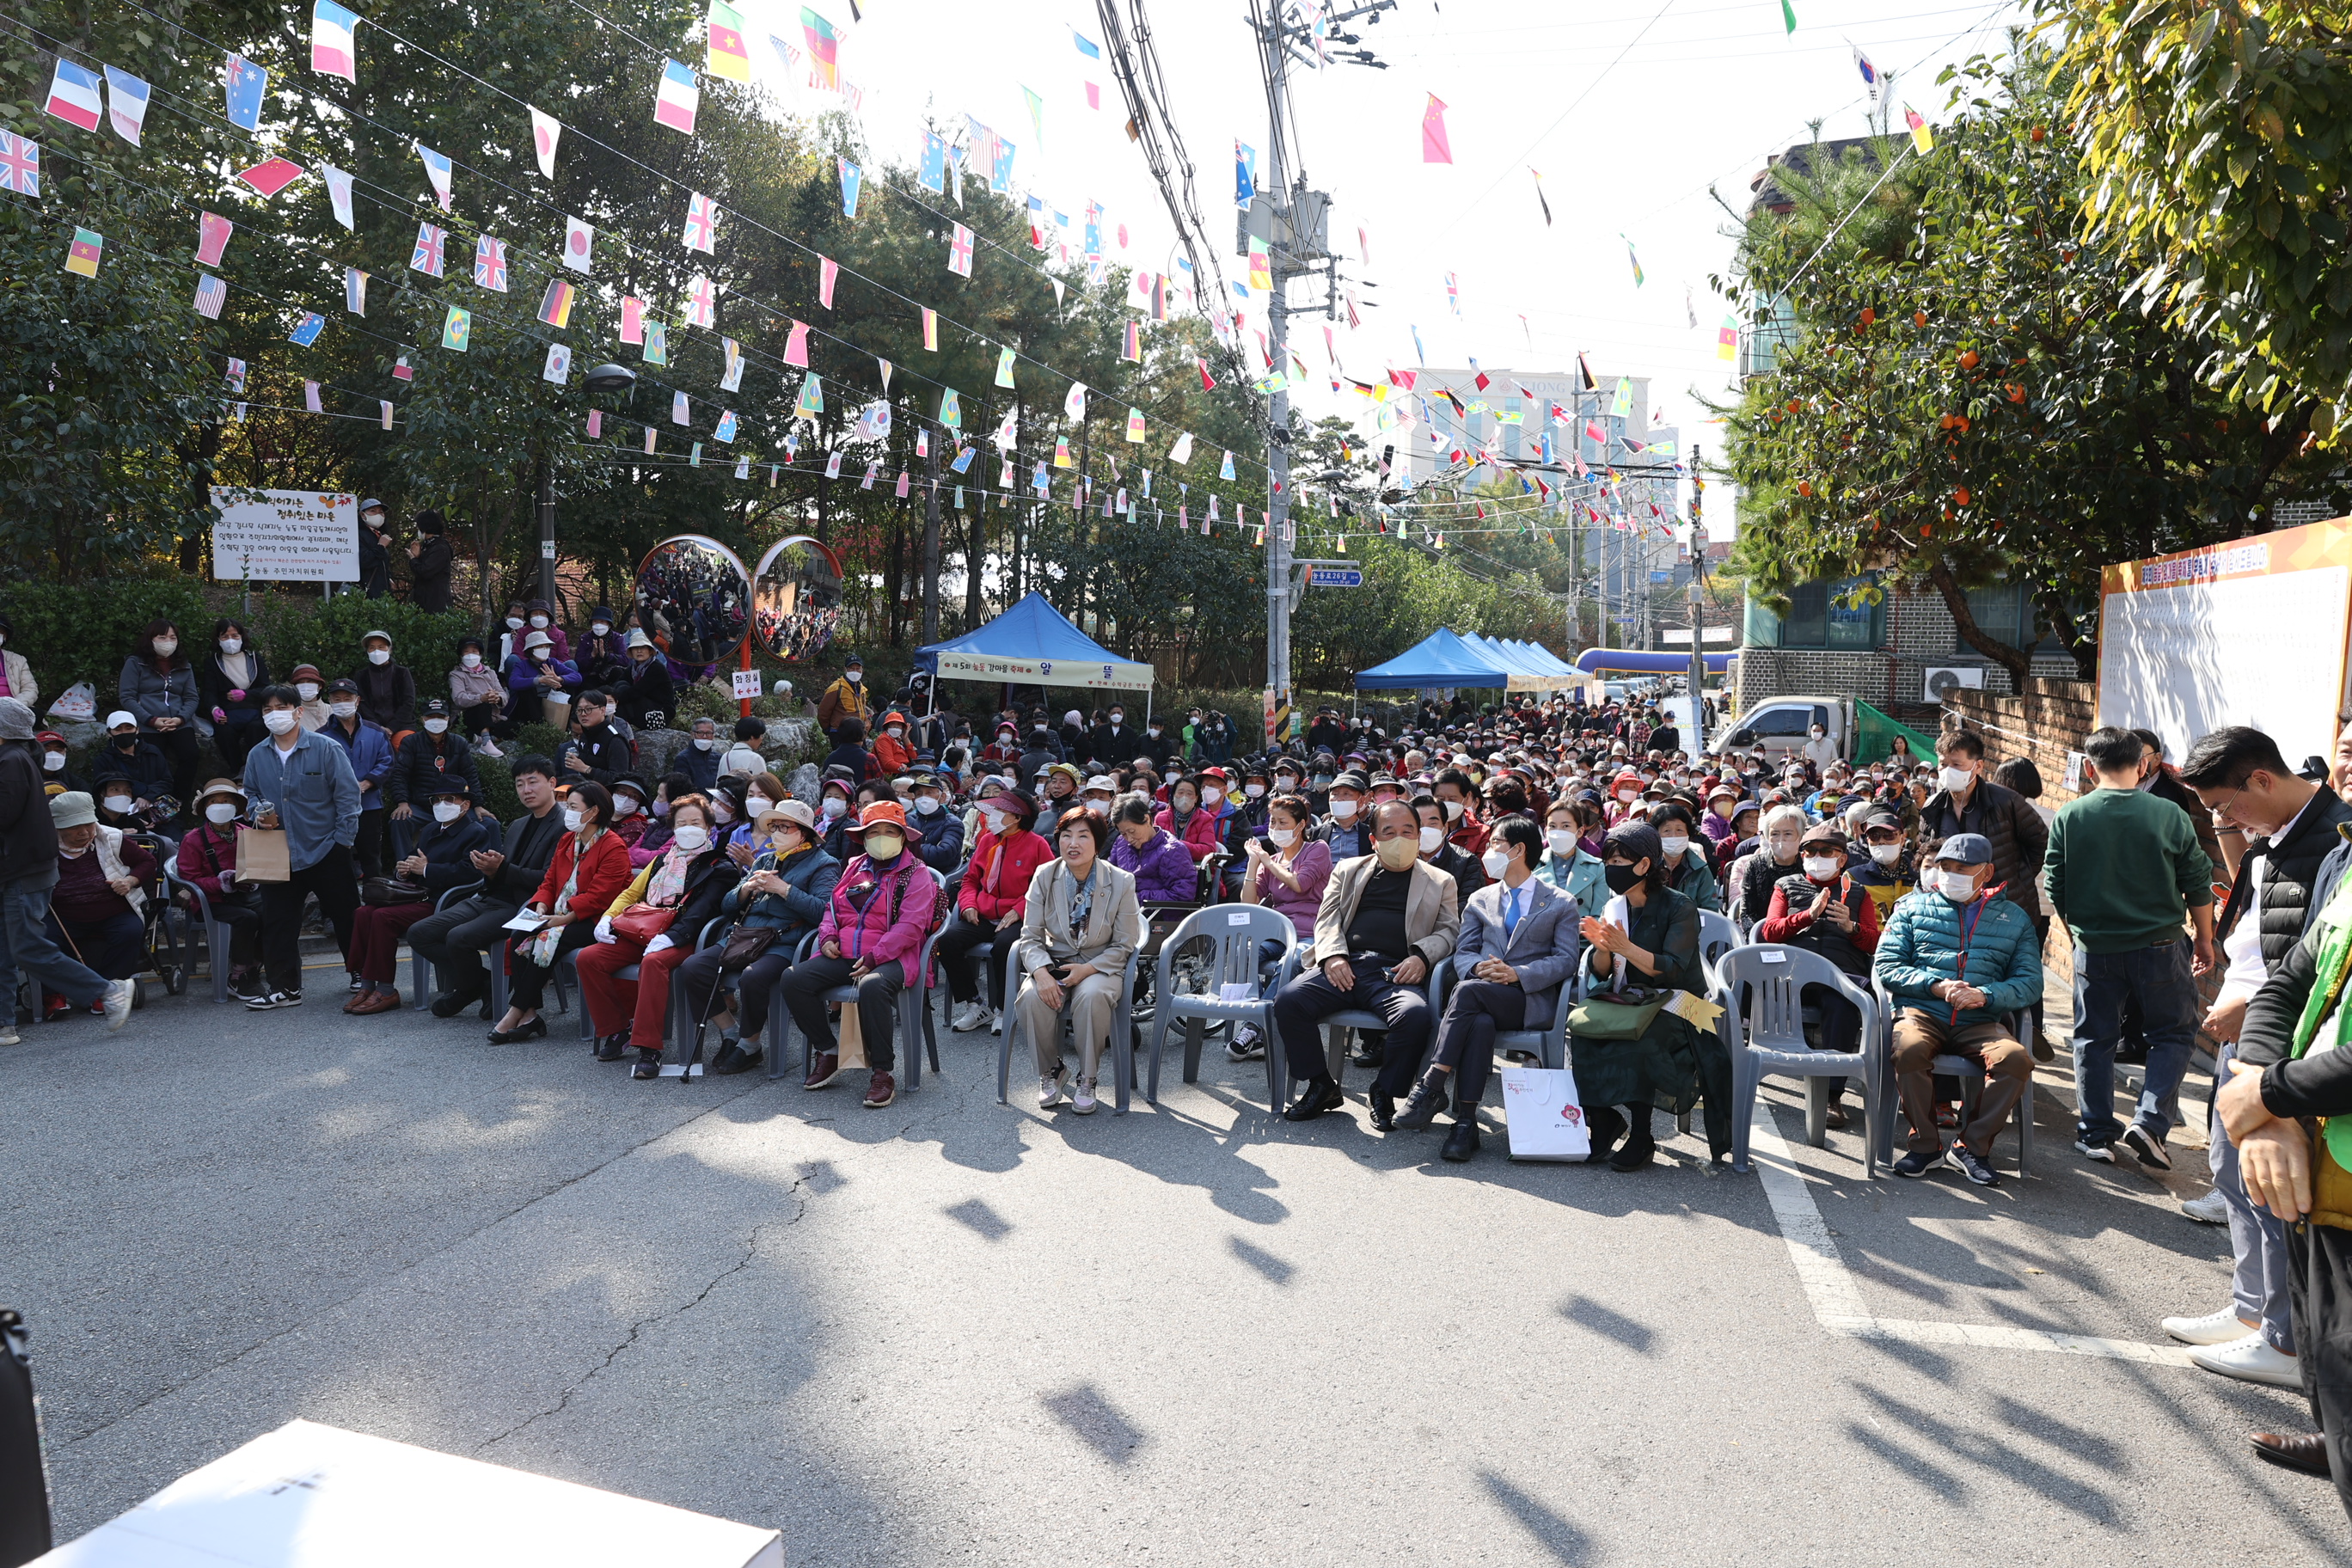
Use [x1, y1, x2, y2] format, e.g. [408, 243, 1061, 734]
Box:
[328, 677, 360, 696]
[420, 696, 450, 717]
[427, 776, 474, 800]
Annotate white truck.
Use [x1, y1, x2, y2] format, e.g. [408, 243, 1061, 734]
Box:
[1722, 695, 1855, 765]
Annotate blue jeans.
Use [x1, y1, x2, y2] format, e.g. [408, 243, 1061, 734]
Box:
[2071, 937, 2198, 1145]
[2213, 1040, 2296, 1354]
[0, 874, 108, 1011]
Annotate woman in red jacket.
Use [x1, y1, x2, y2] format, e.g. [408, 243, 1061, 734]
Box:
[938, 788, 1052, 1034]
[489, 781, 632, 1043]
[1155, 772, 1222, 863]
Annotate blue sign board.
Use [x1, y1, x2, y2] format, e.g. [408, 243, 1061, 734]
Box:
[1308, 566, 1363, 588]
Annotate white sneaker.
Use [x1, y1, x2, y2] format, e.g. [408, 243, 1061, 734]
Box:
[1038, 1069, 1066, 1110]
[1072, 1076, 1099, 1114]
[101, 979, 133, 1032]
[0, 1021, 18, 1046]
[2163, 1305, 2257, 1346]
[990, 1009, 1004, 1035]
[475, 738, 503, 759]
[951, 1000, 989, 1032]
[1226, 1025, 1265, 1063]
[2180, 1190, 2231, 1226]
[2189, 1334, 2302, 1388]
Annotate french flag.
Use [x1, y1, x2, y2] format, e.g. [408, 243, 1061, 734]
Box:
[654, 58, 698, 134]
[44, 59, 102, 132]
[312, 1, 359, 83]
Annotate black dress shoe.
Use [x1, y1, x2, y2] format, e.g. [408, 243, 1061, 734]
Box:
[1584, 1105, 1628, 1165]
[1441, 1118, 1480, 1162]
[487, 1017, 547, 1044]
[1608, 1134, 1657, 1173]
[430, 989, 484, 1019]
[2251, 1430, 2333, 1477]
[592, 1034, 628, 1063]
[710, 1041, 763, 1075]
[1283, 1078, 1344, 1122]
[1349, 1043, 1383, 1069]
[1369, 1089, 1397, 1131]
[630, 1048, 663, 1081]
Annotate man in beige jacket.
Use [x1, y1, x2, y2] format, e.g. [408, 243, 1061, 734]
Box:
[1270, 800, 1460, 1122]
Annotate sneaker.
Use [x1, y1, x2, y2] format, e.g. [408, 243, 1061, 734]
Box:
[1892, 1148, 1941, 1179]
[630, 1048, 663, 1081]
[2073, 1138, 2116, 1163]
[2180, 1190, 2231, 1226]
[1944, 1143, 2000, 1187]
[2121, 1124, 2172, 1171]
[862, 1070, 897, 1108]
[803, 1050, 843, 1089]
[990, 1008, 1004, 1035]
[245, 988, 303, 1011]
[474, 738, 504, 759]
[348, 975, 366, 994]
[2188, 1334, 2303, 1389]
[1226, 1025, 1265, 1063]
[100, 979, 132, 1030]
[1038, 1069, 1067, 1109]
[0, 1023, 16, 1046]
[1071, 1075, 1099, 1114]
[2164, 1306, 2258, 1346]
[952, 1000, 990, 1032]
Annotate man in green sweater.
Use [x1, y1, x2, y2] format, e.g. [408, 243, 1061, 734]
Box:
[2045, 726, 2216, 1168]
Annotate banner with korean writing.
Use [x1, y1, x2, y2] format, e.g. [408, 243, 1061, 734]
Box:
[209, 487, 360, 581]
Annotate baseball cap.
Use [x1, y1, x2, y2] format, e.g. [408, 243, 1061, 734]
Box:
[1938, 832, 1994, 865]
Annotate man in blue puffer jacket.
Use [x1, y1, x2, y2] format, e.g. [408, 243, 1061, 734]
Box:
[1873, 831, 2044, 1188]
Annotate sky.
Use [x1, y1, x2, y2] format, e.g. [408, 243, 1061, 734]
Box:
[726, 0, 2027, 537]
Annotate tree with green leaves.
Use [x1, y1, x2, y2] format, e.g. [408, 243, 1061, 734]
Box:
[1717, 45, 2338, 683]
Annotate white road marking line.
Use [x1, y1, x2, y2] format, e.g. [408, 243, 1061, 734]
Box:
[1744, 1095, 2198, 1367]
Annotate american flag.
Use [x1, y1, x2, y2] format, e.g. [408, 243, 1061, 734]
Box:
[682, 192, 718, 254]
[409, 223, 444, 278]
[472, 234, 508, 292]
[0, 132, 40, 196]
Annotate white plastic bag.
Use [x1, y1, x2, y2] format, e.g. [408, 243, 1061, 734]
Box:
[1500, 1066, 1591, 1162]
[46, 681, 96, 722]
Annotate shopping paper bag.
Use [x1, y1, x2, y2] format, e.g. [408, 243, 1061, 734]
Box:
[836, 996, 867, 1070]
[235, 826, 291, 884]
[1500, 1066, 1589, 1161]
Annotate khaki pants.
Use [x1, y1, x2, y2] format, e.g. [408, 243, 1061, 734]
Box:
[1016, 969, 1124, 1080]
[1891, 1010, 2032, 1157]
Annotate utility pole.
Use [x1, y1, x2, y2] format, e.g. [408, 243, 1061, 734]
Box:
[534, 452, 556, 609]
[921, 431, 941, 643]
[1686, 444, 1708, 754]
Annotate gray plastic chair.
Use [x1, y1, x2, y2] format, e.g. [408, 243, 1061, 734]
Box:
[1720, 944, 1885, 1177]
[1490, 930, 1585, 1074]
[770, 868, 950, 1090]
[407, 879, 483, 1008]
[1696, 910, 1739, 990]
[999, 950, 1145, 1113]
[1302, 959, 1453, 1110]
[163, 861, 237, 1004]
[1143, 903, 1300, 1105]
[1872, 977, 2035, 1174]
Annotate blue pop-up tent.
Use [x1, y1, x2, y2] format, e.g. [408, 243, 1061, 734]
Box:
[1355, 627, 1530, 691]
[914, 591, 1155, 692]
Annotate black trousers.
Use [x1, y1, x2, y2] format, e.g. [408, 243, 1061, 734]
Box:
[780, 955, 906, 1072]
[2288, 1216, 2352, 1525]
[508, 920, 596, 1013]
[935, 912, 1014, 1007]
[1270, 964, 1432, 1091]
[257, 844, 358, 994]
[146, 726, 200, 808]
[407, 893, 520, 996]
[47, 912, 145, 985]
[352, 809, 389, 879]
[213, 717, 266, 773]
[1430, 979, 1528, 1111]
[677, 943, 797, 1038]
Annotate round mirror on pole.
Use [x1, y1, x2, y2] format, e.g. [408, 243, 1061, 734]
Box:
[750, 535, 848, 664]
[632, 534, 752, 673]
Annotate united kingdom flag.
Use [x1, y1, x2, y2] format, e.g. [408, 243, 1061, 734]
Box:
[946, 222, 974, 278]
[681, 192, 718, 254]
[409, 222, 445, 279]
[0, 132, 40, 197]
[472, 234, 508, 292]
[683, 273, 715, 329]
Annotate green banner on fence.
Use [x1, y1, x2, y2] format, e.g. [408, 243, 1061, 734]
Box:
[1855, 700, 1938, 766]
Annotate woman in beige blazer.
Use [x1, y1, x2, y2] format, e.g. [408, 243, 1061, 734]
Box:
[1014, 807, 1142, 1114]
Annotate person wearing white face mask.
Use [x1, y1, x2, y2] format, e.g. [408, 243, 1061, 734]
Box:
[1731, 804, 1810, 935]
[119, 617, 202, 809]
[345, 781, 492, 1014]
[492, 781, 628, 1043]
[349, 632, 416, 733]
[1845, 811, 1918, 926]
[1645, 801, 1722, 914]
[387, 698, 482, 859]
[174, 778, 264, 997]
[1873, 832, 2043, 1188]
[941, 788, 1051, 1033]
[1536, 796, 1610, 920]
[285, 664, 331, 732]
[320, 678, 395, 882]
[239, 685, 363, 1011]
[780, 799, 937, 1109]
[449, 637, 505, 746]
[1241, 793, 1333, 952]
[198, 617, 269, 769]
[1316, 770, 1375, 861]
[1755, 823, 1880, 1130]
[579, 793, 744, 1078]
[1916, 730, 2049, 932]
[678, 799, 844, 1074]
[1412, 792, 1486, 907]
[904, 768, 965, 872]
[411, 754, 567, 1018]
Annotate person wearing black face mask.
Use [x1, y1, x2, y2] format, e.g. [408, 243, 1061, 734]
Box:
[1571, 821, 1730, 1169]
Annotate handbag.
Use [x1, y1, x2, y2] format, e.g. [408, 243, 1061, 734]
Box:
[1565, 989, 1671, 1040]
[609, 903, 679, 944]
[361, 876, 430, 906]
[714, 925, 778, 970]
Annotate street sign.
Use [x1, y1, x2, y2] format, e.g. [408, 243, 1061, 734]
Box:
[731, 669, 763, 701]
[1308, 565, 1363, 588]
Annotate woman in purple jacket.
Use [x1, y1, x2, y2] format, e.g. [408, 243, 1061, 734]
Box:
[1112, 793, 1199, 905]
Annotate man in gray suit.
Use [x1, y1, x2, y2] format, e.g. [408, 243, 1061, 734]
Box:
[1393, 816, 1583, 1161]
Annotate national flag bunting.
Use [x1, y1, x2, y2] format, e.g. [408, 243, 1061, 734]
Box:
[289, 310, 326, 346]
[563, 216, 592, 273]
[819, 255, 837, 307]
[472, 234, 508, 291]
[193, 273, 227, 319]
[706, 1, 752, 82]
[439, 305, 469, 351]
[947, 223, 974, 278]
[801, 8, 842, 89]
[321, 164, 354, 228]
[0, 133, 40, 196]
[784, 320, 811, 366]
[1904, 104, 1933, 153]
[63, 227, 101, 278]
[311, 1, 359, 82]
[683, 191, 719, 254]
[102, 66, 150, 145]
[543, 344, 571, 383]
[224, 55, 267, 131]
[537, 277, 576, 328]
[1421, 94, 1452, 164]
[409, 222, 445, 278]
[44, 60, 102, 132]
[415, 144, 453, 210]
[530, 107, 562, 178]
[239, 157, 304, 197]
[655, 58, 700, 134]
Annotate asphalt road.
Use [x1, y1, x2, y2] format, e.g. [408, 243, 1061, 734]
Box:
[3, 972, 2345, 1565]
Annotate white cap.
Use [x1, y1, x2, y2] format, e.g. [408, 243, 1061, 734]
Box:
[1083, 775, 1117, 794]
[105, 709, 138, 730]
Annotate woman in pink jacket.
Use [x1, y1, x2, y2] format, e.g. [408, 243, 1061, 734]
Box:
[775, 799, 936, 1108]
[1155, 772, 1223, 862]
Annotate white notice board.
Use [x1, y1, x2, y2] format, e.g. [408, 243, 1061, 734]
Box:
[211, 488, 360, 582]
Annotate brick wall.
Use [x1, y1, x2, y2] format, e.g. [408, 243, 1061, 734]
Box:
[1945, 679, 2099, 804]
[1737, 584, 2083, 717]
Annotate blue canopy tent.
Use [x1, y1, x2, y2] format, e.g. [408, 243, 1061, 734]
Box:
[915, 590, 1156, 718]
[1356, 627, 1536, 692]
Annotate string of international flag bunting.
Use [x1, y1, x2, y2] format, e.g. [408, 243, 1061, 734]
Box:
[6, 0, 1715, 561]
